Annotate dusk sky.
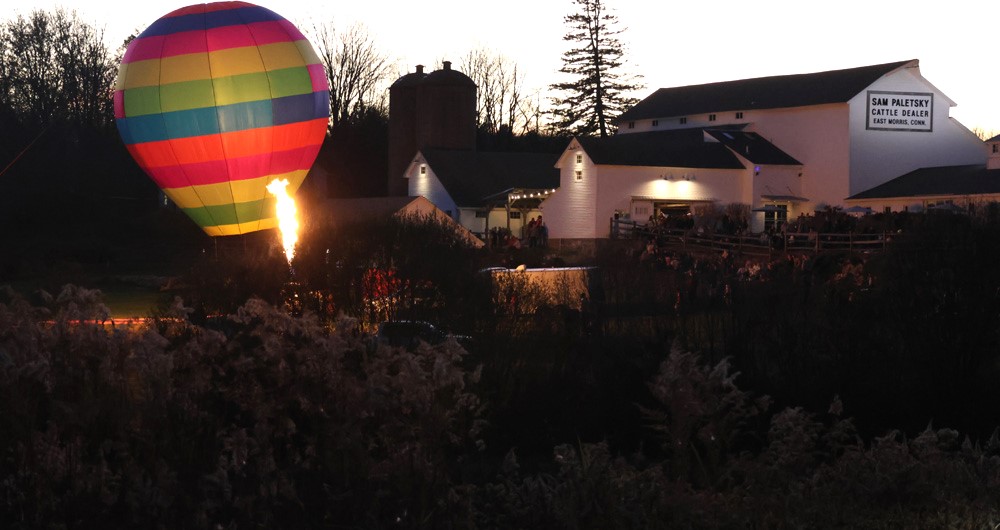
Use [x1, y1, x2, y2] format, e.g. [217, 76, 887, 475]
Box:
[11, 0, 1000, 135]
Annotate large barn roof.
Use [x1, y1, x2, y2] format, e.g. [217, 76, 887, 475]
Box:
[577, 128, 742, 168]
[618, 59, 916, 122]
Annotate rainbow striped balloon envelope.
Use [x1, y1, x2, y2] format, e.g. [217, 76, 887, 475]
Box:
[115, 1, 330, 236]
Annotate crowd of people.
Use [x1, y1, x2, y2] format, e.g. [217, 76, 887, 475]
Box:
[486, 215, 549, 250]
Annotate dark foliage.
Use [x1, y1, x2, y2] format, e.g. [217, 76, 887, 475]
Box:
[318, 109, 390, 198]
[702, 214, 1000, 439]
[0, 288, 484, 529]
[2, 287, 999, 528]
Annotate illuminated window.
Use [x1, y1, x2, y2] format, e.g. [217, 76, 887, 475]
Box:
[575, 170, 583, 181]
[735, 112, 743, 119]
[708, 114, 717, 122]
[576, 154, 582, 164]
[679, 117, 687, 124]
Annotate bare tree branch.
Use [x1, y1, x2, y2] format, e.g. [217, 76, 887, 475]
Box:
[310, 21, 394, 129]
[458, 47, 538, 136]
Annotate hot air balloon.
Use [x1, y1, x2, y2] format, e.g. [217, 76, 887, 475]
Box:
[115, 1, 330, 236]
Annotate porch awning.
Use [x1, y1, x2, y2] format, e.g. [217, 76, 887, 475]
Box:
[751, 205, 787, 213]
[482, 187, 556, 209]
[760, 194, 809, 202]
[631, 195, 718, 203]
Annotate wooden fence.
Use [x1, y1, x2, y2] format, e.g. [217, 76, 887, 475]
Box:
[610, 219, 891, 255]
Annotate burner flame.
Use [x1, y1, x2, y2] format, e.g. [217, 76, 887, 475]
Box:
[266, 178, 299, 264]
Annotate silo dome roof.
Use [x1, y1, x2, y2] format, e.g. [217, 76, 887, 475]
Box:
[423, 61, 476, 87]
[391, 65, 428, 89]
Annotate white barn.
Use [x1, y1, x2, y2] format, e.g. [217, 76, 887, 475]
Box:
[541, 59, 987, 239]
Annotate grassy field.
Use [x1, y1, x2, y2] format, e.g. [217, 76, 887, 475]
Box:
[3, 274, 173, 320]
[98, 283, 171, 319]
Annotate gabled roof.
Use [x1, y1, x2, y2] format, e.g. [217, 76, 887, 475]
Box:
[847, 164, 1000, 200]
[989, 134, 1000, 143]
[314, 196, 484, 247]
[320, 196, 426, 222]
[576, 128, 745, 169]
[421, 149, 560, 207]
[618, 59, 916, 122]
[704, 129, 801, 165]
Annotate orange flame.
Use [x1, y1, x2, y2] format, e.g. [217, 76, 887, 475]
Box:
[266, 178, 299, 264]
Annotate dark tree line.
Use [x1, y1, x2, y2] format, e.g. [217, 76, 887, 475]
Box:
[0, 8, 117, 131]
[0, 9, 161, 280]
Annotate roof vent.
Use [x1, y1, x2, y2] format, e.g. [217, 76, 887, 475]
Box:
[416, 64, 424, 74]
[442, 60, 452, 71]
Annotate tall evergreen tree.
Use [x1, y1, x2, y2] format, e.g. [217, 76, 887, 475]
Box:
[549, 0, 642, 138]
